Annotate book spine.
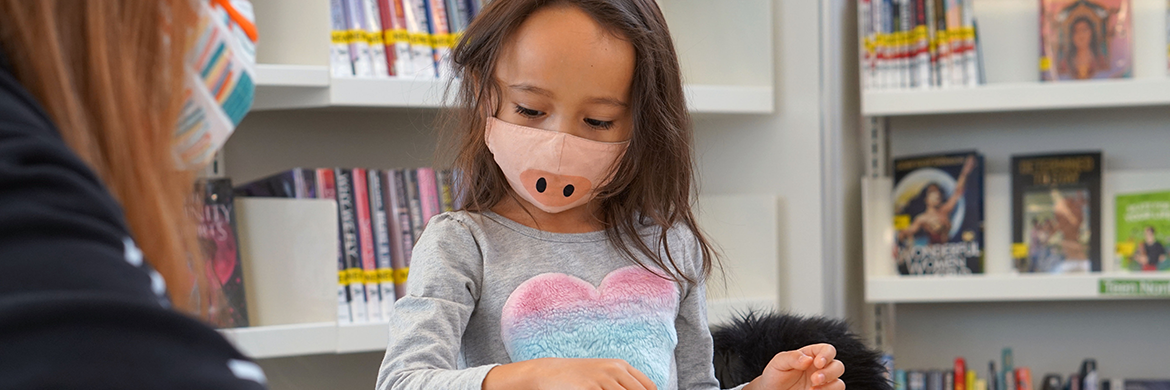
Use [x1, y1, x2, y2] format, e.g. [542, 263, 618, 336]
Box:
[914, 0, 929, 89]
[896, 370, 908, 390]
[336, 168, 369, 323]
[416, 167, 441, 226]
[388, 169, 415, 298]
[330, 0, 355, 77]
[369, 170, 397, 320]
[446, 0, 468, 34]
[955, 358, 967, 390]
[362, 0, 391, 77]
[405, 168, 425, 241]
[344, 0, 376, 77]
[379, 0, 407, 77]
[858, 0, 871, 91]
[302, 168, 317, 199]
[352, 168, 382, 321]
[234, 170, 298, 198]
[425, 0, 452, 79]
[376, 0, 397, 76]
[945, 0, 961, 86]
[961, 0, 977, 86]
[933, 0, 948, 87]
[317, 169, 352, 324]
[196, 178, 249, 328]
[437, 169, 455, 212]
[404, 0, 437, 78]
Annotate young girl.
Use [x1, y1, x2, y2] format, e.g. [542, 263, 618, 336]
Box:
[377, 1, 846, 389]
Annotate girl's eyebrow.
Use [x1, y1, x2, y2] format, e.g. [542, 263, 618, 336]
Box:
[509, 83, 628, 108]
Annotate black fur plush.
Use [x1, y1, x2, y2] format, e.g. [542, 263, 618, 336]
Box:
[711, 311, 893, 390]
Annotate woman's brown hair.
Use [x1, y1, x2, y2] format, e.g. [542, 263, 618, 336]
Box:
[446, 0, 716, 283]
[0, 1, 206, 314]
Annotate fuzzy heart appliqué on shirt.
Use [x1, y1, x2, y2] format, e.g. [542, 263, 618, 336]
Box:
[500, 266, 680, 389]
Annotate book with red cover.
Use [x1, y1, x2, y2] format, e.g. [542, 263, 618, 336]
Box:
[352, 168, 382, 321]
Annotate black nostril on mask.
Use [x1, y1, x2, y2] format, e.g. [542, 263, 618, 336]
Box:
[562, 184, 575, 197]
[536, 177, 547, 193]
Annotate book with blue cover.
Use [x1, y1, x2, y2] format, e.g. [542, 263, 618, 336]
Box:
[893, 151, 985, 275]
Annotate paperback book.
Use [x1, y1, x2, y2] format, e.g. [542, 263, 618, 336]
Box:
[194, 178, 249, 328]
[1040, 0, 1132, 81]
[1011, 152, 1102, 273]
[893, 151, 985, 275]
[1115, 191, 1170, 271]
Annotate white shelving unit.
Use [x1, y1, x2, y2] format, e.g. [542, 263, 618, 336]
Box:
[252, 64, 775, 113]
[862, 79, 1170, 116]
[866, 273, 1170, 303]
[219, 322, 390, 360]
[857, 0, 1170, 379]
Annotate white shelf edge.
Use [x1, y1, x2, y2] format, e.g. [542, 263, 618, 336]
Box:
[336, 321, 391, 354]
[252, 65, 774, 114]
[219, 322, 337, 359]
[254, 64, 331, 87]
[862, 78, 1170, 116]
[865, 273, 1170, 303]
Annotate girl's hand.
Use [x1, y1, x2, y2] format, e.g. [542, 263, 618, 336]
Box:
[743, 344, 845, 390]
[483, 357, 658, 390]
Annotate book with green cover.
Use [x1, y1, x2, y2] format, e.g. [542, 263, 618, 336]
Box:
[1116, 191, 1170, 271]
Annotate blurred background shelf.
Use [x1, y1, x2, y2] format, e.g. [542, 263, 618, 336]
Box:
[862, 79, 1170, 116]
[252, 65, 774, 113]
[219, 321, 392, 360]
[866, 273, 1170, 303]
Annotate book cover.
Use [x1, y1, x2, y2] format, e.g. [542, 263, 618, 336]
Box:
[893, 151, 985, 275]
[336, 168, 370, 322]
[1040, 0, 1132, 81]
[405, 168, 426, 241]
[379, 0, 413, 76]
[1115, 191, 1170, 271]
[386, 169, 415, 298]
[1011, 152, 1102, 273]
[404, 0, 438, 78]
[316, 169, 352, 324]
[234, 168, 303, 198]
[194, 178, 249, 328]
[368, 170, 397, 321]
[437, 169, 455, 212]
[343, 0, 376, 77]
[352, 168, 382, 321]
[330, 0, 355, 77]
[361, 0, 391, 77]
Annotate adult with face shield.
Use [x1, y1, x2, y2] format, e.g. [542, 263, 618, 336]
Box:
[0, 1, 266, 388]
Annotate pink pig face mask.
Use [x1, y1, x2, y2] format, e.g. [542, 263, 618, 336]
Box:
[485, 117, 629, 214]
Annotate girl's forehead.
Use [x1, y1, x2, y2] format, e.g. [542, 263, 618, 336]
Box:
[495, 6, 635, 100]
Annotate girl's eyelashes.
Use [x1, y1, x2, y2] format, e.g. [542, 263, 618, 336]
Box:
[514, 104, 544, 118]
[584, 118, 615, 130]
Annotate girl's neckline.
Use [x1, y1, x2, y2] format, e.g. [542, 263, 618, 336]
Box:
[481, 210, 611, 243]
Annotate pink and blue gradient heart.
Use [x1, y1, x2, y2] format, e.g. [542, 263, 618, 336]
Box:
[501, 266, 679, 389]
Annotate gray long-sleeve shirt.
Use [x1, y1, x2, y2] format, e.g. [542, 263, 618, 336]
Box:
[376, 211, 745, 390]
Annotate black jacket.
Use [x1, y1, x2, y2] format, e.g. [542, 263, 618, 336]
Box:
[0, 51, 266, 389]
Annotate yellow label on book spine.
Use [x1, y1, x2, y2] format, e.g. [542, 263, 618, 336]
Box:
[366, 31, 385, 46]
[331, 31, 348, 45]
[431, 33, 452, 49]
[347, 30, 363, 45]
[1039, 56, 1052, 71]
[378, 269, 395, 284]
[364, 270, 379, 284]
[1011, 243, 1028, 259]
[338, 270, 349, 285]
[894, 215, 911, 230]
[390, 29, 409, 44]
[408, 32, 430, 47]
[347, 268, 364, 284]
[394, 268, 410, 284]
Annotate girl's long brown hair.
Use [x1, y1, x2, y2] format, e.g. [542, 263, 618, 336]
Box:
[0, 1, 206, 314]
[446, 0, 716, 283]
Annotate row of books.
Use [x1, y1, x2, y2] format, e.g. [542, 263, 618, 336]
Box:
[893, 150, 1170, 275]
[236, 167, 457, 324]
[858, 0, 983, 91]
[890, 352, 1165, 390]
[329, 0, 487, 79]
[860, 0, 1170, 90]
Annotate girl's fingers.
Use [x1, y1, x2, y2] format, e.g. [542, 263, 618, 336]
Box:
[814, 379, 847, 390]
[624, 365, 658, 390]
[814, 359, 846, 385]
[799, 343, 838, 369]
[768, 350, 815, 372]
